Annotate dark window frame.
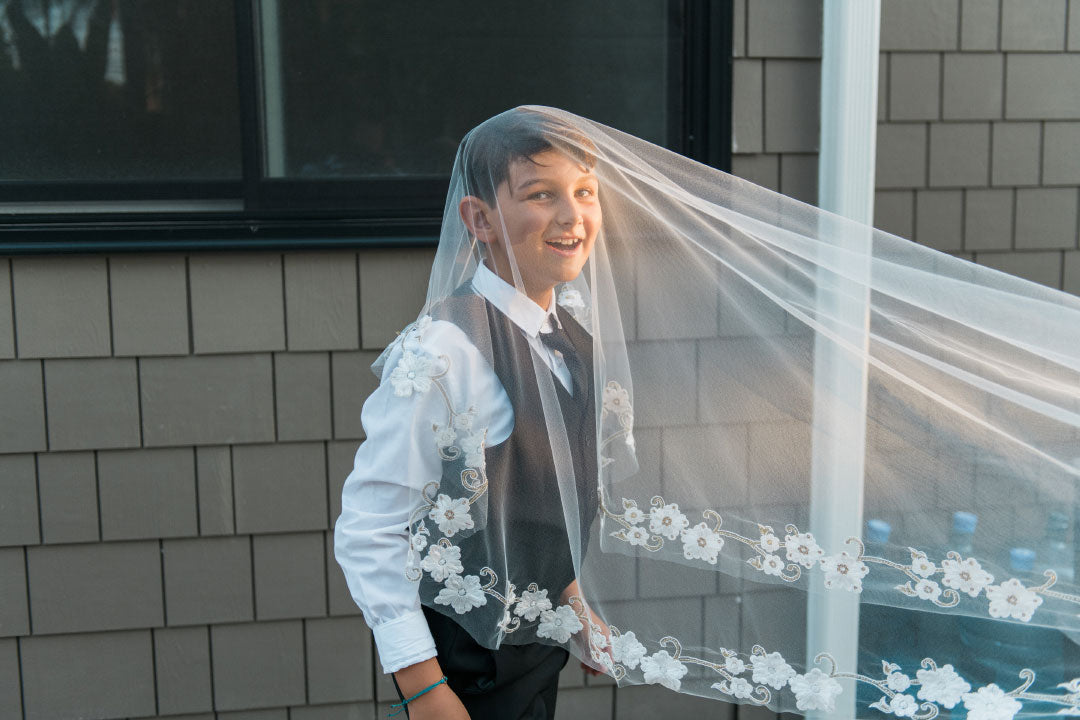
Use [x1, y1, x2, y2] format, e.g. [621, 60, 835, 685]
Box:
[0, 0, 733, 254]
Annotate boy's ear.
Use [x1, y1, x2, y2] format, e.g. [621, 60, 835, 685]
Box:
[459, 196, 499, 245]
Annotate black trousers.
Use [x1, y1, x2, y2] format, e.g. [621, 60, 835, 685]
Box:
[392, 606, 569, 719]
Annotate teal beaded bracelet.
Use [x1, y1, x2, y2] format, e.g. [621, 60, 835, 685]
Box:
[387, 676, 448, 717]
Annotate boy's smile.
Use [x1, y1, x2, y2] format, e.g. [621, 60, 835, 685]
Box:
[477, 149, 601, 309]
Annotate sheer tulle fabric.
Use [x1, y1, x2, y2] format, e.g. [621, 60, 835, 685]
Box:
[376, 106, 1080, 717]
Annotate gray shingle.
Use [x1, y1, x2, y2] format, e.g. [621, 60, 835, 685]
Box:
[613, 681, 733, 719]
[889, 53, 940, 121]
[929, 122, 991, 187]
[731, 154, 780, 191]
[965, 189, 1015, 251]
[874, 190, 916, 240]
[234, 443, 328, 534]
[190, 253, 285, 354]
[20, 630, 155, 720]
[881, 0, 960, 50]
[12, 256, 110, 359]
[44, 357, 140, 451]
[326, 531, 362, 617]
[636, 252, 719, 340]
[733, 0, 746, 57]
[1001, 0, 1067, 50]
[779, 153, 818, 205]
[290, 705, 377, 720]
[253, 532, 326, 620]
[109, 253, 189, 356]
[961, 0, 1000, 50]
[975, 251, 1063, 289]
[305, 616, 374, 703]
[37, 451, 98, 544]
[0, 360, 46, 453]
[662, 425, 748, 508]
[747, 0, 821, 57]
[163, 536, 253, 626]
[1006, 54, 1080, 119]
[764, 60, 820, 153]
[98, 447, 198, 540]
[0, 260, 12, 359]
[359, 249, 436, 350]
[1071, 0, 1080, 50]
[0, 454, 39, 546]
[211, 621, 306, 711]
[219, 711, 287, 720]
[1015, 188, 1079, 249]
[876, 123, 927, 189]
[0, 638, 20, 719]
[879, 53, 888, 121]
[1043, 122, 1080, 184]
[942, 54, 1003, 120]
[155, 626, 213, 715]
[699, 336, 813, 425]
[991, 122, 1042, 186]
[0, 547, 28, 637]
[327, 440, 356, 522]
[284, 252, 360, 351]
[916, 189, 964, 251]
[141, 354, 275, 446]
[555, 687, 613, 719]
[749, 421, 813, 505]
[1065, 251, 1080, 294]
[628, 341, 697, 427]
[331, 351, 381, 440]
[27, 541, 162, 634]
[197, 445, 235, 536]
[732, 60, 763, 153]
[276, 352, 332, 442]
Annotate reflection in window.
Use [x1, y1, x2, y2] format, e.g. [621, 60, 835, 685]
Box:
[0, 0, 242, 181]
[263, 0, 673, 179]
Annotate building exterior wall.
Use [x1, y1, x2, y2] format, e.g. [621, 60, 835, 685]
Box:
[1, 2, 1077, 719]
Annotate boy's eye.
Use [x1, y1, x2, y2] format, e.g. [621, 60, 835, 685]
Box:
[528, 191, 552, 200]
[576, 187, 595, 198]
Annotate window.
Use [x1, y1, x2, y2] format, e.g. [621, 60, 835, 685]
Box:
[0, 0, 732, 252]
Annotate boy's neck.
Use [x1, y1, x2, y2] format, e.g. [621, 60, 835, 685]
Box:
[482, 258, 554, 311]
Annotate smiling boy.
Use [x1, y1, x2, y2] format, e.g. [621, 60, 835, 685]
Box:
[335, 110, 602, 719]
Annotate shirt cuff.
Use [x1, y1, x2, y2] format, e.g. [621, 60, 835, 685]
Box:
[372, 610, 438, 674]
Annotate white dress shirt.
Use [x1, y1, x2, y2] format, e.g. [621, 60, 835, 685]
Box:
[333, 263, 573, 674]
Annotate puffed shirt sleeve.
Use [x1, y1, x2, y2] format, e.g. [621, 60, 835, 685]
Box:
[333, 319, 512, 674]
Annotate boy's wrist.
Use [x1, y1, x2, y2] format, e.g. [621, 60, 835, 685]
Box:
[393, 657, 445, 698]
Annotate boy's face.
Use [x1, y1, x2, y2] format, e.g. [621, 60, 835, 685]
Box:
[484, 149, 601, 307]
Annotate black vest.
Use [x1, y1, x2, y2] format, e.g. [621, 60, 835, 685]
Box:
[418, 289, 598, 641]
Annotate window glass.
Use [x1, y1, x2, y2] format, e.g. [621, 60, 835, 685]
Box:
[0, 0, 242, 181]
[264, 0, 674, 179]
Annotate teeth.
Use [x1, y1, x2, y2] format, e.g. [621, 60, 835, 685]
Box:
[549, 238, 580, 246]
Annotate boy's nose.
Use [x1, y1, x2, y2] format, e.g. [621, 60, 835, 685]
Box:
[555, 196, 583, 226]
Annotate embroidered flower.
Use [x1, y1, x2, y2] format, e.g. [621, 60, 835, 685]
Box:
[622, 500, 646, 525]
[914, 578, 942, 601]
[877, 694, 918, 718]
[727, 677, 754, 699]
[916, 664, 970, 709]
[909, 550, 937, 578]
[641, 650, 688, 692]
[409, 531, 428, 553]
[784, 531, 825, 569]
[557, 287, 586, 310]
[428, 494, 474, 537]
[611, 630, 647, 670]
[681, 522, 724, 564]
[760, 532, 781, 554]
[961, 684, 1022, 720]
[434, 574, 487, 614]
[453, 407, 477, 432]
[724, 655, 746, 675]
[459, 431, 487, 469]
[514, 588, 553, 622]
[590, 629, 609, 650]
[820, 550, 869, 592]
[602, 382, 631, 418]
[887, 671, 912, 692]
[536, 605, 583, 644]
[433, 424, 457, 449]
[751, 651, 796, 690]
[789, 668, 843, 712]
[623, 526, 650, 546]
[761, 554, 786, 577]
[941, 557, 994, 598]
[390, 351, 436, 397]
[649, 502, 689, 541]
[985, 578, 1042, 622]
[421, 543, 463, 582]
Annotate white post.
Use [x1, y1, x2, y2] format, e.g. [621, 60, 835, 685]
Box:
[807, 2, 881, 719]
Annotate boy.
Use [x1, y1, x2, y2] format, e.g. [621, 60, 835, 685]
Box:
[334, 109, 602, 719]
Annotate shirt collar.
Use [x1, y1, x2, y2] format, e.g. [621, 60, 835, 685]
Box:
[472, 262, 562, 338]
